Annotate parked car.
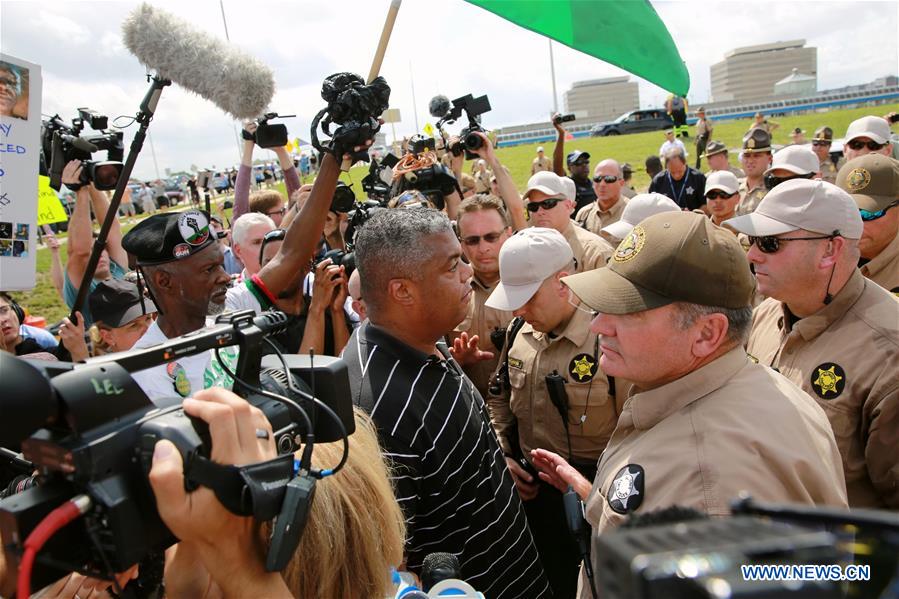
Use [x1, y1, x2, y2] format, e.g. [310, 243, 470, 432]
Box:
[590, 109, 674, 137]
[163, 178, 185, 204]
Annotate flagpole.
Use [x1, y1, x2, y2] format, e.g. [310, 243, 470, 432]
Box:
[549, 39, 558, 114]
[409, 60, 420, 133]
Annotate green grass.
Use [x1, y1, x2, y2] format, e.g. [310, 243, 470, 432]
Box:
[16, 102, 899, 326]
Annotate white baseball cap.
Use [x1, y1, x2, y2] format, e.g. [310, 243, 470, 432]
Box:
[704, 171, 740, 196]
[845, 115, 892, 145]
[764, 145, 820, 176]
[602, 193, 680, 241]
[561, 176, 576, 202]
[537, 146, 545, 152]
[485, 228, 574, 311]
[524, 171, 568, 201]
[724, 178, 863, 239]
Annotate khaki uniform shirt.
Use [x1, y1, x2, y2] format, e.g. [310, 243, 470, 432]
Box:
[580, 348, 847, 596]
[695, 118, 713, 139]
[487, 307, 616, 463]
[562, 221, 614, 273]
[860, 232, 899, 295]
[452, 275, 514, 398]
[531, 156, 552, 175]
[819, 157, 843, 184]
[620, 185, 636, 199]
[747, 270, 899, 508]
[737, 177, 767, 215]
[707, 165, 746, 179]
[574, 197, 628, 239]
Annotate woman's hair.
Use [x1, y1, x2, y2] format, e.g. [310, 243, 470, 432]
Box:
[278, 408, 406, 599]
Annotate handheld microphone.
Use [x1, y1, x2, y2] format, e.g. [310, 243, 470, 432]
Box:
[122, 3, 275, 120]
[421, 552, 459, 591]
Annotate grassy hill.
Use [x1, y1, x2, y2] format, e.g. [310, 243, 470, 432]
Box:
[16, 102, 899, 325]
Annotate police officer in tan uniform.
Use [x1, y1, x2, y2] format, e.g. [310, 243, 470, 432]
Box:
[620, 163, 637, 199]
[703, 140, 745, 178]
[836, 154, 899, 295]
[485, 227, 617, 599]
[523, 171, 614, 272]
[726, 179, 899, 509]
[449, 194, 515, 398]
[530, 212, 847, 599]
[737, 128, 772, 215]
[812, 126, 843, 184]
[532, 146, 552, 175]
[575, 159, 629, 240]
[694, 107, 713, 170]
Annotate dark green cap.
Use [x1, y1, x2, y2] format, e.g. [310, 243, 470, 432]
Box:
[836, 154, 899, 212]
[562, 212, 755, 314]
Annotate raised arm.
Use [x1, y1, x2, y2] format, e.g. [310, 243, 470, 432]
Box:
[87, 185, 128, 268]
[233, 122, 257, 221]
[551, 113, 566, 177]
[63, 162, 94, 288]
[470, 133, 526, 231]
[273, 146, 301, 198]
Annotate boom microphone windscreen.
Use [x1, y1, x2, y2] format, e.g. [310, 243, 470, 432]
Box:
[122, 3, 275, 120]
[429, 95, 451, 119]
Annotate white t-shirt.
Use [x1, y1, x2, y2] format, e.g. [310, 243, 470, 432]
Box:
[659, 138, 688, 158]
[131, 319, 239, 404]
[226, 280, 263, 315]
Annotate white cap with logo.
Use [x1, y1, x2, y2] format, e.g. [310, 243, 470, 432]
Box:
[764, 145, 820, 176]
[724, 178, 863, 239]
[845, 115, 892, 145]
[602, 193, 680, 241]
[485, 228, 574, 311]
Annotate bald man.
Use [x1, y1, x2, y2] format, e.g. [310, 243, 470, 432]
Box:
[575, 159, 629, 241]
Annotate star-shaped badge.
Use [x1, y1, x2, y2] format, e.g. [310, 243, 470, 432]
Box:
[607, 464, 645, 514]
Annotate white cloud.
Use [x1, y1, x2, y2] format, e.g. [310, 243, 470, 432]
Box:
[2, 0, 895, 180]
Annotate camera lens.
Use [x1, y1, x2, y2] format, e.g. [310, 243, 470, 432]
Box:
[464, 132, 483, 151]
[92, 162, 123, 190]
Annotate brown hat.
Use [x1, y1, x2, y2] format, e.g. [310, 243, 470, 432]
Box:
[702, 140, 728, 158]
[836, 154, 899, 212]
[813, 126, 833, 142]
[562, 212, 754, 314]
[742, 129, 771, 153]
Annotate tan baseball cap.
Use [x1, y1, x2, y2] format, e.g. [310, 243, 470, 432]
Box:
[562, 212, 754, 314]
[724, 178, 863, 239]
[485, 228, 574, 311]
[836, 154, 899, 212]
[704, 171, 740, 196]
[602, 193, 680, 241]
[764, 145, 820, 176]
[524, 171, 567, 201]
[845, 115, 892, 145]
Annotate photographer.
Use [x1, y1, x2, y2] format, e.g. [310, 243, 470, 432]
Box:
[233, 121, 302, 226]
[62, 161, 129, 326]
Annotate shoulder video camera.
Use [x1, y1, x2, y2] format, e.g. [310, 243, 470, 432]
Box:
[429, 93, 492, 160]
[41, 108, 125, 192]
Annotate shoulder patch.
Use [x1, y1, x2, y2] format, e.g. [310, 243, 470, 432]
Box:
[810, 362, 845, 399]
[607, 464, 644, 514]
[508, 357, 524, 370]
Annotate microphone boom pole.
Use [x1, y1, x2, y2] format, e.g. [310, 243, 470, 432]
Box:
[69, 76, 172, 322]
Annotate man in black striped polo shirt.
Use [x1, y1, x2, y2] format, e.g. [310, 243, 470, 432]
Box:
[345, 209, 550, 598]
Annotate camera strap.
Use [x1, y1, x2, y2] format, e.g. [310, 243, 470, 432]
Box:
[185, 452, 295, 520]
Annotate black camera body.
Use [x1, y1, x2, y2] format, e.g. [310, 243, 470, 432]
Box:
[393, 162, 456, 210]
[0, 311, 355, 590]
[430, 93, 492, 160]
[41, 109, 125, 192]
[331, 181, 357, 214]
[248, 112, 296, 149]
[361, 153, 399, 202]
[554, 113, 576, 125]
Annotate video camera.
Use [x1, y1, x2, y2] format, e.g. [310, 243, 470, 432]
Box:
[361, 152, 399, 203]
[244, 112, 296, 149]
[429, 93, 492, 160]
[0, 310, 356, 592]
[41, 108, 125, 192]
[387, 136, 459, 210]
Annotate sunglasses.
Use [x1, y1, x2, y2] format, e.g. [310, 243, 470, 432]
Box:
[859, 201, 899, 222]
[748, 234, 835, 254]
[764, 172, 813, 191]
[527, 198, 564, 212]
[847, 139, 886, 151]
[461, 230, 506, 246]
[811, 140, 831, 147]
[705, 190, 736, 200]
[592, 175, 619, 184]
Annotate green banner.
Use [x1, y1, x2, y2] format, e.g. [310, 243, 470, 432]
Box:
[466, 0, 689, 96]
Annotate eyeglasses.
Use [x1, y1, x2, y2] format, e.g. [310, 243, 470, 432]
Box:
[705, 190, 736, 200]
[860, 201, 899, 222]
[764, 172, 813, 191]
[748, 234, 835, 254]
[847, 139, 886, 152]
[461, 230, 506, 246]
[526, 198, 564, 212]
[592, 175, 619, 184]
[567, 295, 597, 318]
[811, 140, 831, 147]
[266, 207, 287, 217]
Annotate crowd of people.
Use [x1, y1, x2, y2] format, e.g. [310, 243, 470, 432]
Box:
[2, 102, 898, 599]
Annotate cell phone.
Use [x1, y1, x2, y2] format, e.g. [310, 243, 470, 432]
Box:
[554, 113, 576, 125]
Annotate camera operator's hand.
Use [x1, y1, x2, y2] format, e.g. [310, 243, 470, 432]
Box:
[45, 231, 61, 253]
[505, 457, 539, 501]
[36, 567, 139, 599]
[530, 448, 592, 501]
[447, 136, 464, 176]
[468, 131, 498, 164]
[309, 258, 342, 316]
[449, 331, 494, 367]
[149, 388, 290, 598]
[330, 267, 349, 315]
[59, 311, 89, 362]
[242, 121, 258, 142]
[551, 112, 566, 136]
[61, 160, 83, 188]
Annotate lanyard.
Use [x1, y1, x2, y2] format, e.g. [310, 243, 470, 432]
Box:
[666, 170, 688, 206]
